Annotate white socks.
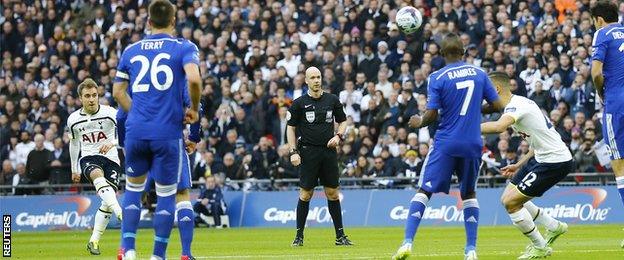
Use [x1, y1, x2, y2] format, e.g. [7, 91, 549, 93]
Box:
[93, 177, 122, 218]
[90, 204, 111, 242]
[509, 208, 546, 247]
[523, 201, 560, 231]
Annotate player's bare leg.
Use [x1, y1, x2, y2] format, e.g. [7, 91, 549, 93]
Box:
[611, 159, 624, 248]
[176, 189, 195, 260]
[119, 174, 147, 260]
[324, 187, 352, 246]
[87, 168, 121, 255]
[292, 188, 313, 246]
[501, 184, 552, 259]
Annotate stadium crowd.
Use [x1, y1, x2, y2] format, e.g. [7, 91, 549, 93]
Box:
[1, 0, 624, 195]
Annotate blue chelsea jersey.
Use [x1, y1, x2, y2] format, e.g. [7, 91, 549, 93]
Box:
[426, 62, 499, 157]
[115, 33, 200, 140]
[592, 23, 624, 113]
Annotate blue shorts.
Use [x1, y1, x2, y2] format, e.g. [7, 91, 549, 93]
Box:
[602, 112, 624, 160]
[145, 152, 192, 192]
[124, 138, 184, 185]
[117, 116, 126, 148]
[418, 146, 481, 197]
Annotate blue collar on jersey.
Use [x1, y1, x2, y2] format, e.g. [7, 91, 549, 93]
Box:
[146, 33, 174, 39]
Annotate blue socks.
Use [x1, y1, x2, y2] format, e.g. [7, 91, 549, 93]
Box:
[153, 193, 176, 258]
[462, 199, 479, 253]
[121, 181, 144, 251]
[403, 193, 429, 244]
[176, 201, 195, 257]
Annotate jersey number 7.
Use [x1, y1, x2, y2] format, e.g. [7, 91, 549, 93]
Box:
[456, 80, 475, 116]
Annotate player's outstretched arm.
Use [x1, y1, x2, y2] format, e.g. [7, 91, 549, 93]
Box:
[481, 114, 515, 134]
[113, 81, 131, 112]
[591, 60, 604, 100]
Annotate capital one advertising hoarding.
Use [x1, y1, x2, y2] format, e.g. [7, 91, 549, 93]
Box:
[1, 186, 622, 231]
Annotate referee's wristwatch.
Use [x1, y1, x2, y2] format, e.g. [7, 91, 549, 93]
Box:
[336, 133, 345, 141]
[289, 148, 299, 156]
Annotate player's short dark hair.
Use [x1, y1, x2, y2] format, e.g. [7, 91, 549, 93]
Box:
[440, 33, 464, 58]
[590, 1, 619, 23]
[78, 78, 98, 96]
[149, 0, 175, 29]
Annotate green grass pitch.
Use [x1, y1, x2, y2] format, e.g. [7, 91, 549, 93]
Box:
[10, 225, 624, 259]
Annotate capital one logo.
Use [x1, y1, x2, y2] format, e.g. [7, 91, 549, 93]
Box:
[15, 196, 94, 229]
[390, 191, 464, 222]
[540, 188, 611, 221]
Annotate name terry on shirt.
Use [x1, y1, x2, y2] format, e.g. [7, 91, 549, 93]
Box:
[141, 41, 164, 50]
[447, 68, 477, 80]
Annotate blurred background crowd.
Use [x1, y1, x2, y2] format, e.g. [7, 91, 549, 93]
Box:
[1, 0, 623, 195]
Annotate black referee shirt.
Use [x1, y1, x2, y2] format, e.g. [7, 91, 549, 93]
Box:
[287, 92, 347, 146]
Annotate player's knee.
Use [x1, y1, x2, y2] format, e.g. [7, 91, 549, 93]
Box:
[416, 189, 432, 199]
[176, 189, 190, 203]
[461, 191, 476, 200]
[89, 168, 104, 179]
[299, 189, 313, 201]
[501, 195, 521, 213]
[324, 188, 340, 201]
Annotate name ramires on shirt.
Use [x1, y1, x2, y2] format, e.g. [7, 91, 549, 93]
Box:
[141, 41, 164, 50]
[613, 31, 624, 39]
[447, 68, 477, 80]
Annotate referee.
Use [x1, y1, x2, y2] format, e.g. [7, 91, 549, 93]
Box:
[287, 67, 353, 246]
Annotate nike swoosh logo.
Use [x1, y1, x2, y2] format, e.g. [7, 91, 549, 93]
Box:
[305, 105, 312, 108]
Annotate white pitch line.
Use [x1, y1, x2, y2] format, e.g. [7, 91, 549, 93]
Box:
[190, 249, 624, 259]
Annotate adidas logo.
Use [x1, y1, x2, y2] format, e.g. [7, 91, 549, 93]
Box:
[127, 167, 134, 173]
[155, 210, 172, 216]
[466, 216, 478, 223]
[425, 181, 432, 188]
[411, 212, 422, 219]
[124, 204, 140, 210]
[179, 216, 192, 222]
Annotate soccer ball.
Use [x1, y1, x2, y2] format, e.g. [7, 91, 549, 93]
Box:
[396, 6, 423, 34]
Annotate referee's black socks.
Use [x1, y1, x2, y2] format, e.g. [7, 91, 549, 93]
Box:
[296, 199, 310, 238]
[327, 199, 345, 238]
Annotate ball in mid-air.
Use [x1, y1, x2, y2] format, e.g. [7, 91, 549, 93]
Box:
[396, 6, 423, 34]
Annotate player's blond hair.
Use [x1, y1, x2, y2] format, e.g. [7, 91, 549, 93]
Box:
[78, 78, 98, 96]
[488, 71, 511, 92]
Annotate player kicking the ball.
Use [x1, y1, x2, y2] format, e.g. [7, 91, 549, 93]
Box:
[68, 78, 123, 255]
[481, 72, 573, 259]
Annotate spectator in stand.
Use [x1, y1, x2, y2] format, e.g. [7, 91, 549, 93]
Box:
[48, 137, 70, 185]
[194, 176, 227, 228]
[1, 160, 15, 194]
[24, 134, 51, 194]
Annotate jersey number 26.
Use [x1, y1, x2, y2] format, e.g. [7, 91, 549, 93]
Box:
[130, 53, 174, 92]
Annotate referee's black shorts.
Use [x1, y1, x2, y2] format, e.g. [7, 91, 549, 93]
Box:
[299, 145, 339, 190]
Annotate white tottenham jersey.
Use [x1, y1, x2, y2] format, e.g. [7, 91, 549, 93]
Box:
[67, 105, 120, 167]
[503, 95, 572, 163]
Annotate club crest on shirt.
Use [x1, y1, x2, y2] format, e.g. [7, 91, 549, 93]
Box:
[306, 111, 315, 123]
